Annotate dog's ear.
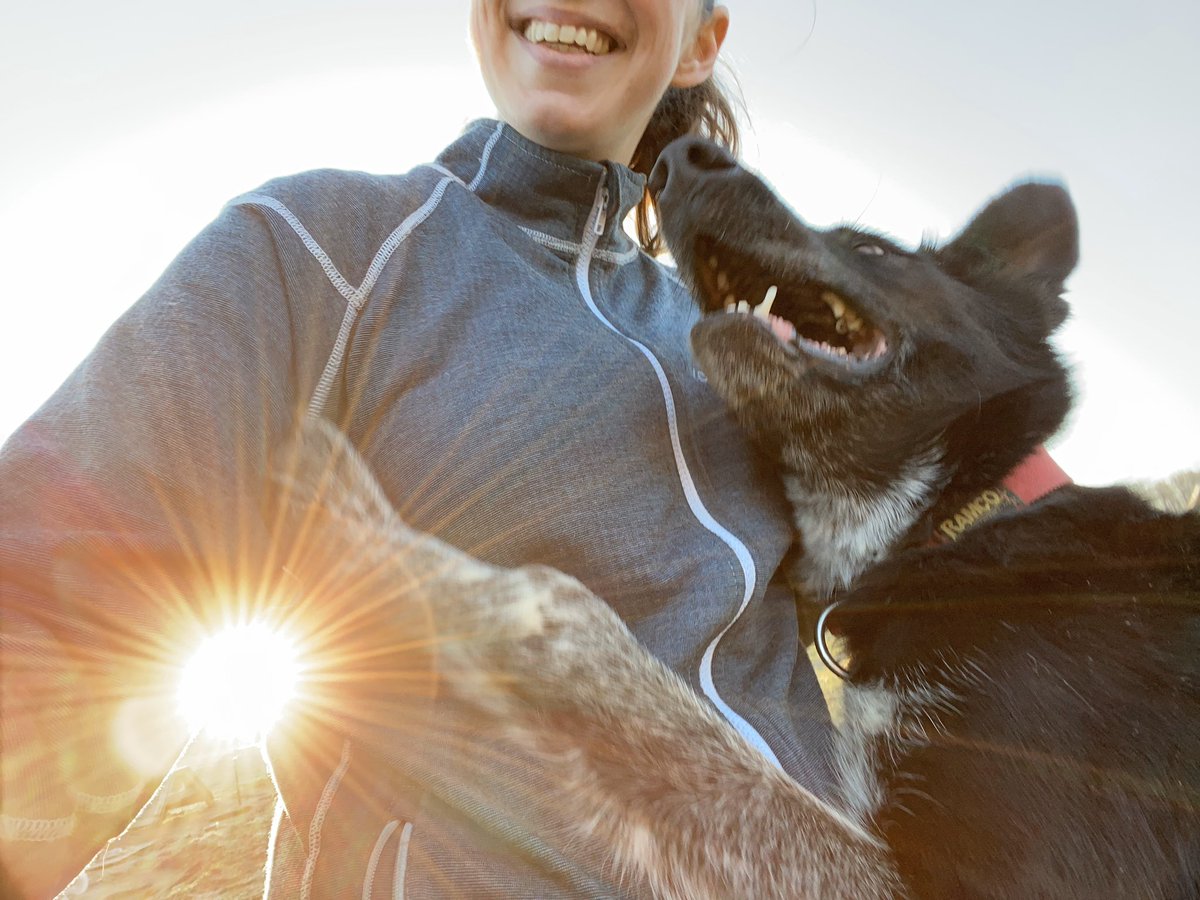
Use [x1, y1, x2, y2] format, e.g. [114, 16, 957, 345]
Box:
[938, 182, 1078, 330]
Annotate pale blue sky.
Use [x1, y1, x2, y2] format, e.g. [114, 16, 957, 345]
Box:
[1, 1, 1197, 482]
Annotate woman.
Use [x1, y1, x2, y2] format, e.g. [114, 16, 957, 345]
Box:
[0, 2, 835, 895]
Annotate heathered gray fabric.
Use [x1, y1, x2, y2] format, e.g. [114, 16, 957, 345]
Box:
[0, 120, 834, 896]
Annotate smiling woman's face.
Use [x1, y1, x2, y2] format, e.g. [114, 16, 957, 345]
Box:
[470, 1, 727, 165]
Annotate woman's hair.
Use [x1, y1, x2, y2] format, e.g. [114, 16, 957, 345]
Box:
[629, 67, 744, 256]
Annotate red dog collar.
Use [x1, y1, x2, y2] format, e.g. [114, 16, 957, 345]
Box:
[1001, 444, 1072, 504]
[933, 445, 1072, 544]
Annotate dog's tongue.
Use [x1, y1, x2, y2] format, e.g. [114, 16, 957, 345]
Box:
[768, 314, 797, 343]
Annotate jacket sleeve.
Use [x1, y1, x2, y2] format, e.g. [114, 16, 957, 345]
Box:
[0, 199, 311, 896]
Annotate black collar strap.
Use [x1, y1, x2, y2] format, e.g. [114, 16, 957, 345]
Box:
[932, 445, 1071, 544]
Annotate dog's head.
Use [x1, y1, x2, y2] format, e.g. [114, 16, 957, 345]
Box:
[651, 137, 1078, 502]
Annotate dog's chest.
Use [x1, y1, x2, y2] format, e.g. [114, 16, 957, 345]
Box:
[783, 450, 943, 596]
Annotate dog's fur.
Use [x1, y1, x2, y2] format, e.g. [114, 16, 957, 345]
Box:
[653, 137, 1200, 898]
[275, 140, 1198, 899]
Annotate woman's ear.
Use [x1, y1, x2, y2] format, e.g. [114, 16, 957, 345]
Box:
[671, 5, 729, 88]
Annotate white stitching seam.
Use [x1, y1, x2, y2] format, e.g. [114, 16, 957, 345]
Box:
[520, 226, 641, 266]
[74, 781, 144, 814]
[232, 193, 360, 303]
[226, 124, 506, 416]
[424, 162, 459, 183]
[227, 178, 457, 418]
[572, 181, 783, 771]
[300, 739, 352, 900]
[468, 121, 506, 191]
[0, 812, 75, 842]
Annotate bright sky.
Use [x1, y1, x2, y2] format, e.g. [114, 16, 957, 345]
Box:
[2, 2, 1197, 484]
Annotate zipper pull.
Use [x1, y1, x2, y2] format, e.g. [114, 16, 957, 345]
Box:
[593, 187, 609, 236]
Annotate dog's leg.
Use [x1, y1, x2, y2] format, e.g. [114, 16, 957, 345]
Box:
[274, 419, 901, 900]
[440, 564, 902, 900]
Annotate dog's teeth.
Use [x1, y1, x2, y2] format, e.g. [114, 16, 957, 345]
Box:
[737, 300, 752, 313]
[725, 302, 736, 313]
[853, 333, 888, 359]
[822, 291, 847, 319]
[724, 293, 736, 306]
[753, 284, 778, 320]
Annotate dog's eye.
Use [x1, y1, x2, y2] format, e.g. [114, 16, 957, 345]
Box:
[854, 242, 886, 257]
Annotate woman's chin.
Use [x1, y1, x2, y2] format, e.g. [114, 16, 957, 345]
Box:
[502, 104, 639, 164]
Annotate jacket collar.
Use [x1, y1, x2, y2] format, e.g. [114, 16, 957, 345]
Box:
[436, 119, 647, 255]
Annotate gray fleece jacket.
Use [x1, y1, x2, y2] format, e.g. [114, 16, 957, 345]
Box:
[0, 119, 833, 897]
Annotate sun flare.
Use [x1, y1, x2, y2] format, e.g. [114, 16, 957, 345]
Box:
[177, 621, 301, 743]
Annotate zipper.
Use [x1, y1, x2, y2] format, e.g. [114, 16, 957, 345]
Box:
[573, 177, 783, 771]
[593, 186, 609, 236]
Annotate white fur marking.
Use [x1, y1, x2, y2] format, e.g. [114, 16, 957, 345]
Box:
[788, 446, 945, 596]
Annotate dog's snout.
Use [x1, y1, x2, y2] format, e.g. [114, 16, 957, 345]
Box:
[681, 137, 739, 172]
[649, 136, 739, 200]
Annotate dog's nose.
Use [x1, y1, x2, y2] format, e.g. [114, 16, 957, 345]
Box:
[648, 136, 739, 199]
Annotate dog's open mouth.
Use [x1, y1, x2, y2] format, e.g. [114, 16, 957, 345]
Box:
[693, 238, 890, 369]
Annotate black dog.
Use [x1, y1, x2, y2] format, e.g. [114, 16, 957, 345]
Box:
[652, 137, 1200, 899]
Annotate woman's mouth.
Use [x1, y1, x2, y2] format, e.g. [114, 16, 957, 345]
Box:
[516, 18, 619, 55]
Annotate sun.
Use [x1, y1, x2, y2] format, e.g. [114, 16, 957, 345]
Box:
[177, 621, 301, 743]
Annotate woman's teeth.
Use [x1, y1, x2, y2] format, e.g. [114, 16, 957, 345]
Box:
[523, 20, 613, 54]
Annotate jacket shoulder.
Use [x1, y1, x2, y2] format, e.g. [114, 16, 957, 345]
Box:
[235, 166, 448, 231]
[224, 166, 454, 287]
